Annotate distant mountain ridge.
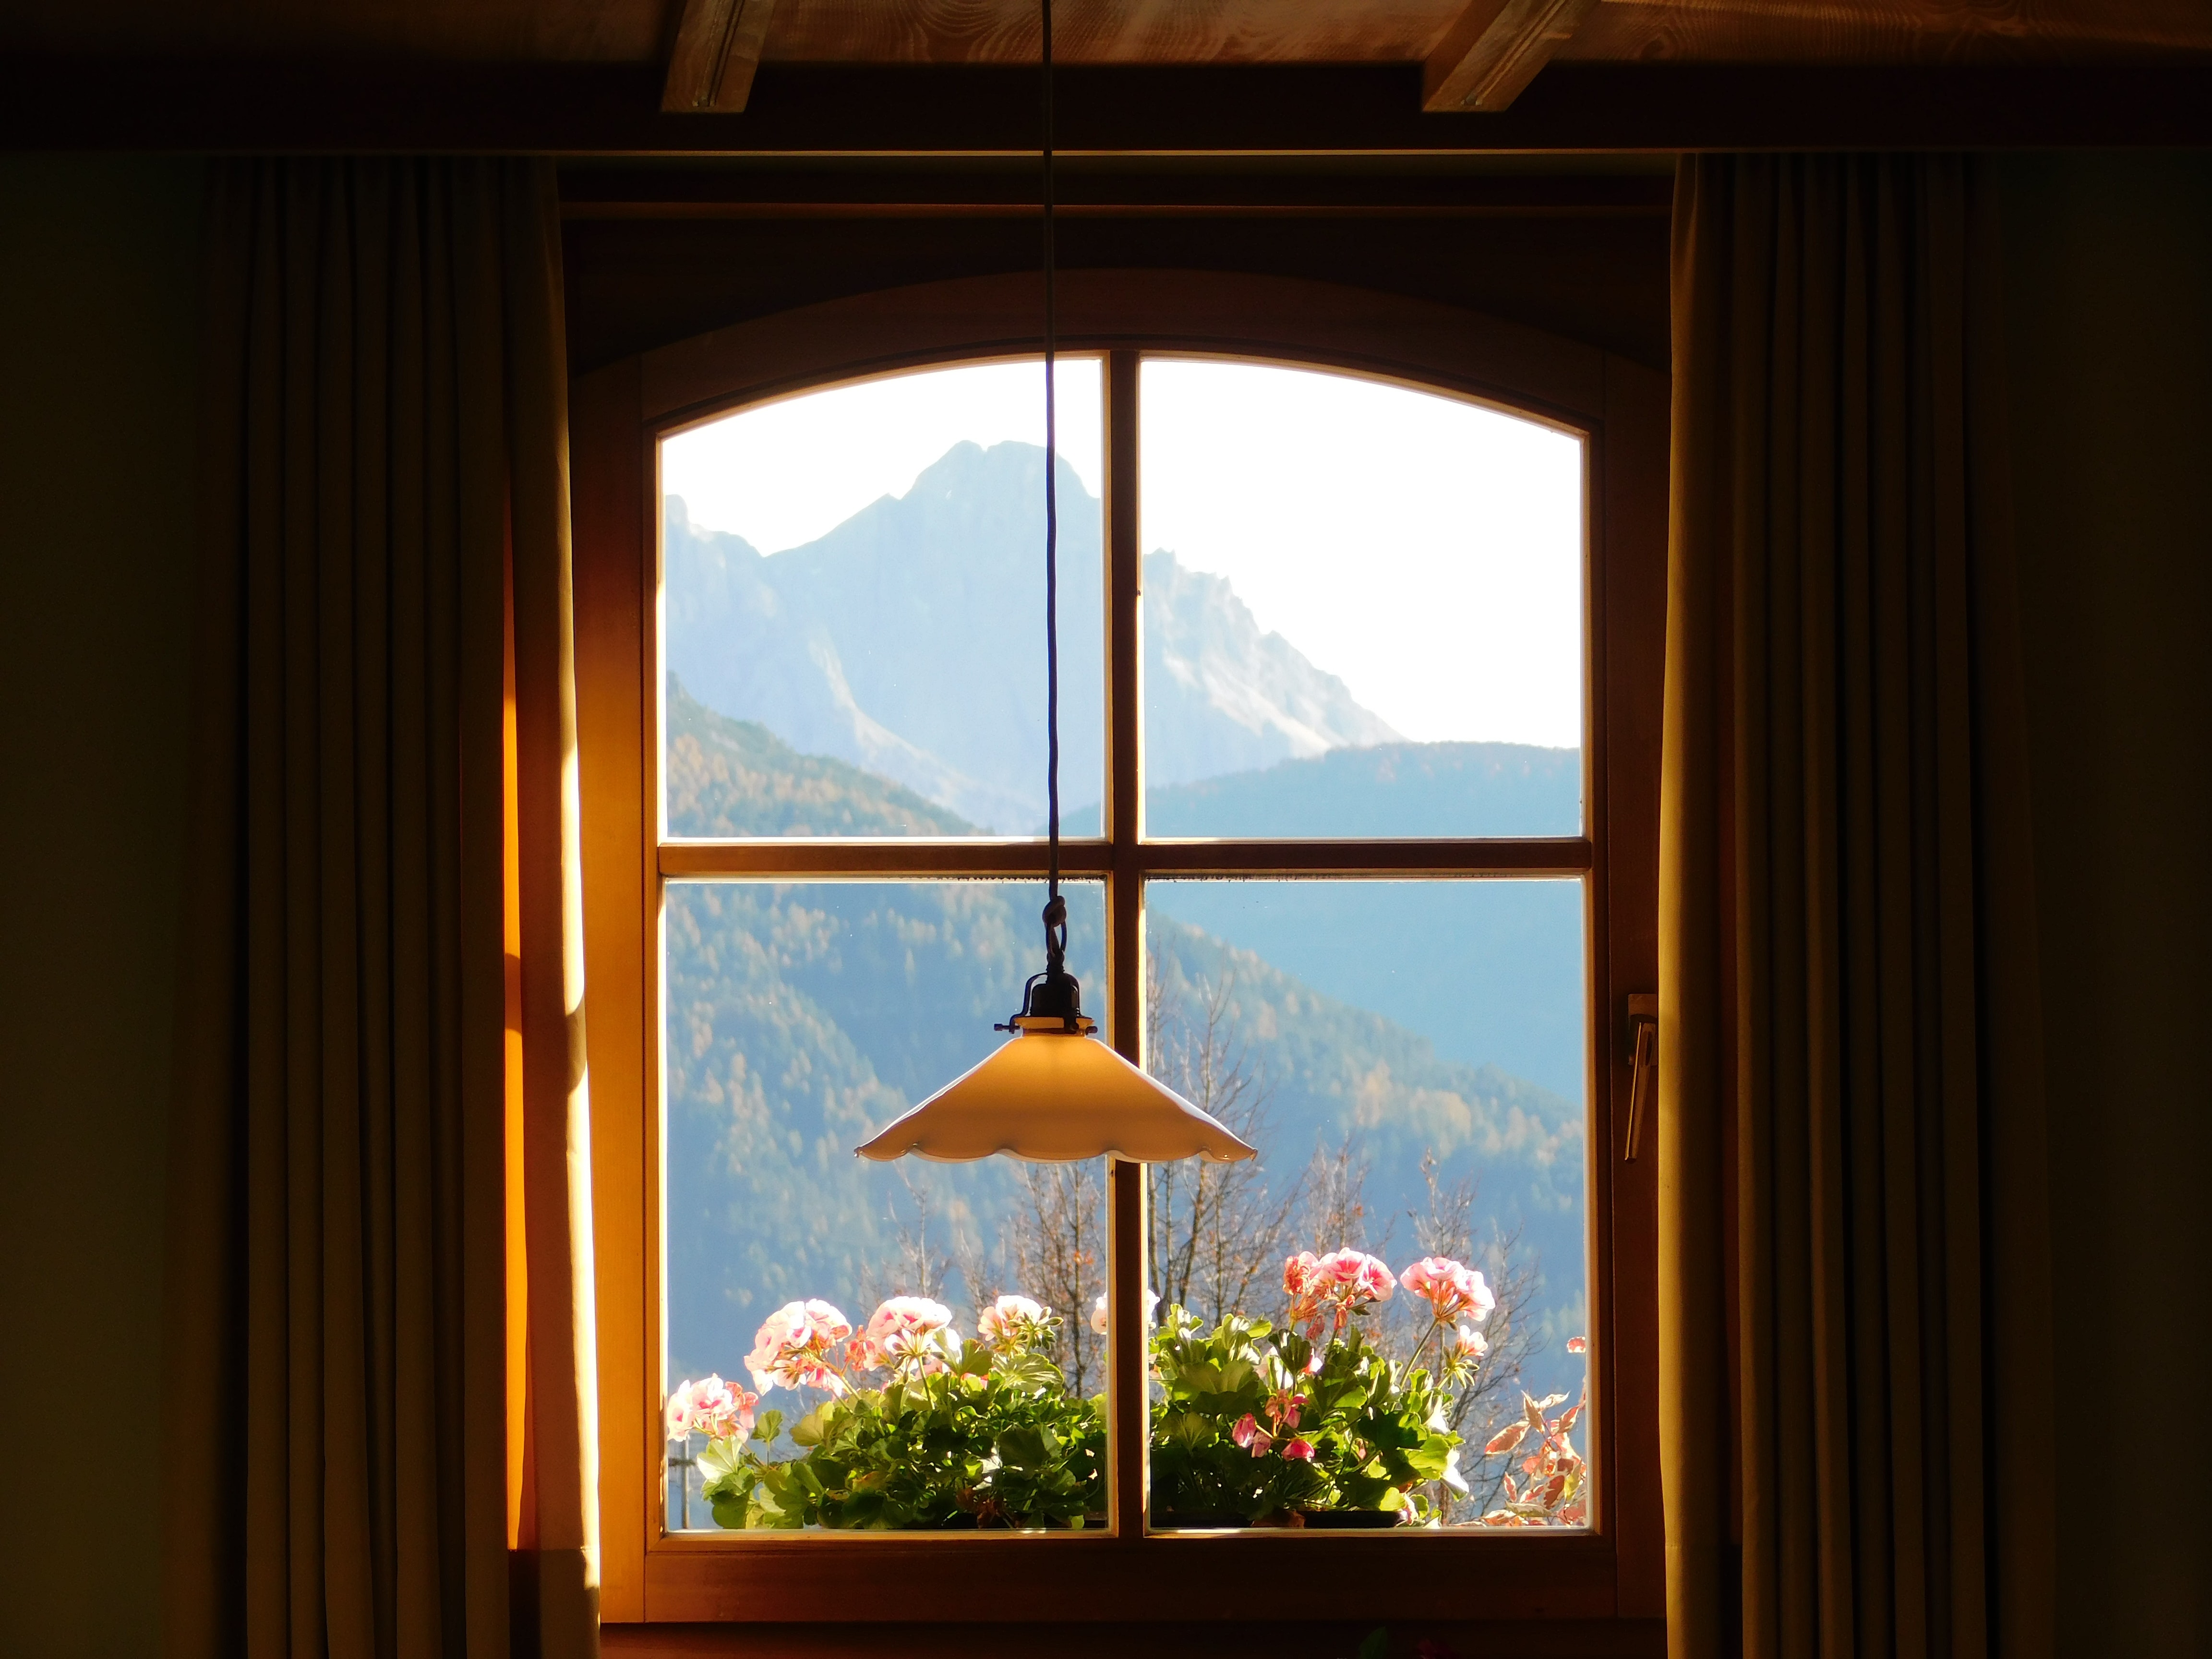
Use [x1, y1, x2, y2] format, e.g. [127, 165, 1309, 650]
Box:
[664, 439, 1397, 832]
[1062, 733, 1581, 840]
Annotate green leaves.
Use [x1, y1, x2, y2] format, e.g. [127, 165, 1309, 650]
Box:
[691, 1301, 1469, 1533]
[994, 1351, 1065, 1395]
[993, 1424, 1056, 1470]
[1147, 1303, 1465, 1526]
[691, 1339, 1106, 1531]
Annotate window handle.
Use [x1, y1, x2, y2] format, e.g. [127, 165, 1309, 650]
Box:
[1622, 993, 1657, 1162]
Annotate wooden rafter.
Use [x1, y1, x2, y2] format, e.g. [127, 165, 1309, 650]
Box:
[1424, 0, 1600, 112]
[662, 0, 777, 113]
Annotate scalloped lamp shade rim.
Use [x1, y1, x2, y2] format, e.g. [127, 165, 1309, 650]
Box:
[854, 1029, 1258, 1164]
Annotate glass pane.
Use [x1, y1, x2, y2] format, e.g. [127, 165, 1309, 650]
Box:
[661, 359, 1105, 838]
[1143, 879, 1591, 1530]
[1134, 360, 1583, 840]
[663, 879, 1110, 1532]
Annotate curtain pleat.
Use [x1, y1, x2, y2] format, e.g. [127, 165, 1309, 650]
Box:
[1659, 155, 2056, 1659]
[163, 158, 597, 1659]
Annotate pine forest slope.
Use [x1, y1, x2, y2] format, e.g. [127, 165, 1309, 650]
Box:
[660, 690, 1587, 1395]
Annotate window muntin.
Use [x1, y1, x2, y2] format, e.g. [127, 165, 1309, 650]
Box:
[650, 352, 1598, 1540]
[1136, 359, 1585, 840]
[660, 359, 1106, 840]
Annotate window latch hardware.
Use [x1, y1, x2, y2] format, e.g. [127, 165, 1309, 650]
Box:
[1623, 994, 1657, 1162]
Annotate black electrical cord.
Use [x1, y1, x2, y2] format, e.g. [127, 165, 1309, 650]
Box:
[1040, 0, 1066, 974]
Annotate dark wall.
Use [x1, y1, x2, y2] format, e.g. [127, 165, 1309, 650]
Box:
[0, 150, 2205, 1659]
[0, 156, 203, 1657]
[560, 172, 1672, 376]
[2001, 151, 2212, 1659]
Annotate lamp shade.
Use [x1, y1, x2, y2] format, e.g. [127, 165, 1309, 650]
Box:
[855, 1029, 1257, 1164]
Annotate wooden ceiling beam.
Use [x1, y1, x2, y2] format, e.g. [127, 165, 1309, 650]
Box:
[662, 0, 777, 114]
[7, 60, 2212, 152]
[1425, 0, 1599, 112]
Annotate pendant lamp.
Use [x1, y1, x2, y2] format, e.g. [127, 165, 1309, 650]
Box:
[856, 0, 1254, 1171]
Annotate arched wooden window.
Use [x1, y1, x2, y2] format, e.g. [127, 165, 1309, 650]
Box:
[573, 269, 1667, 1644]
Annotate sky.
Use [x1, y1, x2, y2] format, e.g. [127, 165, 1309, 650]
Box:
[661, 355, 1584, 749]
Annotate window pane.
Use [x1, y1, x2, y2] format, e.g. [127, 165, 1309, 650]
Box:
[1133, 360, 1583, 840]
[663, 879, 1110, 1532]
[661, 359, 1105, 838]
[1144, 878, 1591, 1529]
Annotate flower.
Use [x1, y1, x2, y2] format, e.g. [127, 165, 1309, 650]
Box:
[1287, 1246, 1394, 1335]
[664, 1382, 694, 1441]
[1566, 1335, 1588, 1355]
[860, 1296, 961, 1377]
[666, 1375, 758, 1442]
[978, 1293, 1049, 1351]
[1263, 1385, 1306, 1431]
[1318, 1248, 1395, 1306]
[1281, 1438, 1315, 1462]
[1231, 1412, 1273, 1457]
[693, 1375, 757, 1440]
[746, 1299, 854, 1395]
[1398, 1256, 1495, 1325]
[1450, 1323, 1490, 1362]
[1088, 1288, 1160, 1336]
[1441, 1447, 1469, 1495]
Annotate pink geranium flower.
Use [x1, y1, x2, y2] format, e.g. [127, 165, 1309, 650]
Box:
[1566, 1335, 1588, 1354]
[1398, 1256, 1495, 1325]
[1317, 1248, 1394, 1303]
[1231, 1412, 1273, 1457]
[1281, 1438, 1316, 1462]
[685, 1374, 758, 1440]
[745, 1299, 854, 1395]
[1088, 1288, 1159, 1335]
[1264, 1385, 1306, 1431]
[860, 1296, 962, 1378]
[665, 1382, 695, 1441]
[1450, 1323, 1490, 1362]
[1287, 1246, 1395, 1337]
[978, 1293, 1049, 1351]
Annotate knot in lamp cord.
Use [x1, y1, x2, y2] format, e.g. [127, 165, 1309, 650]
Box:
[1040, 0, 1062, 962]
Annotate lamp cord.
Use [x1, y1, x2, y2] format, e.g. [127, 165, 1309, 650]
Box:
[1041, 0, 1064, 957]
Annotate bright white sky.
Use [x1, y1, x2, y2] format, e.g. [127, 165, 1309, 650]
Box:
[662, 358, 1104, 554]
[1141, 360, 1583, 748]
[661, 355, 1584, 748]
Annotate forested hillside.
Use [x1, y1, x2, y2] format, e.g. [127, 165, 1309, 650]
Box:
[661, 690, 1587, 1405]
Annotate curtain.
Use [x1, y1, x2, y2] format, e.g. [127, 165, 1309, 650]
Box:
[1658, 156, 2057, 1659]
[162, 160, 599, 1659]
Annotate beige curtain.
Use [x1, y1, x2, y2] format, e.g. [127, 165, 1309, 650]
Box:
[1659, 156, 2056, 1659]
[162, 160, 599, 1659]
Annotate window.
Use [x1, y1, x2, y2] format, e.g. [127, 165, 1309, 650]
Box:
[574, 270, 1665, 1626]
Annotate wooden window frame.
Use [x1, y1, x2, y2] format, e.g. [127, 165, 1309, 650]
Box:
[572, 268, 1668, 1645]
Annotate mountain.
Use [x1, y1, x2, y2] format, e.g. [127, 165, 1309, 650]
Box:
[663, 439, 1398, 832]
[1141, 548, 1401, 786]
[1063, 733, 1581, 840]
[1066, 738, 1587, 1096]
[665, 441, 1100, 833]
[661, 690, 1586, 1395]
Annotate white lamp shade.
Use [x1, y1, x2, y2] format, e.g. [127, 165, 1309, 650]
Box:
[854, 1031, 1257, 1164]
